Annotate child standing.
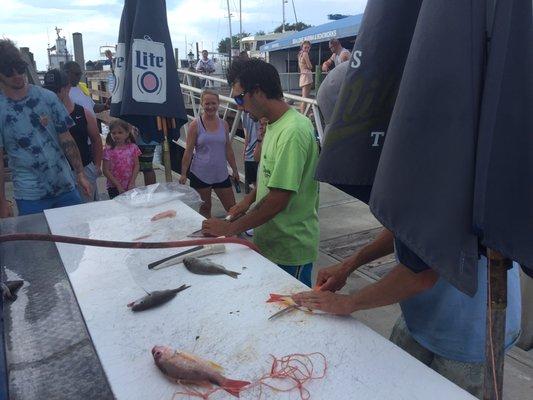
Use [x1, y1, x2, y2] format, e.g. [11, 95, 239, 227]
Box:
[102, 119, 141, 199]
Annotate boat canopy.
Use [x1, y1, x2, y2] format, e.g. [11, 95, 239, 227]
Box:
[260, 14, 364, 52]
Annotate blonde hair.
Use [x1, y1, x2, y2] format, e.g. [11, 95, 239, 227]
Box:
[200, 88, 220, 103]
[301, 40, 311, 49]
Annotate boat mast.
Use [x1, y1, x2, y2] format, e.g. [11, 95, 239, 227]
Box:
[226, 0, 233, 63]
[282, 0, 286, 32]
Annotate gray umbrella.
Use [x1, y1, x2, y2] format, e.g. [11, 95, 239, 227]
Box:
[315, 0, 423, 204]
[110, 0, 187, 182]
[472, 0, 532, 271]
[369, 0, 486, 296]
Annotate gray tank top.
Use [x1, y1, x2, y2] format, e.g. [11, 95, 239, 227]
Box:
[190, 116, 229, 184]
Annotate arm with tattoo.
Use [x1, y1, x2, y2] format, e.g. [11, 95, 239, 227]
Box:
[58, 131, 84, 173]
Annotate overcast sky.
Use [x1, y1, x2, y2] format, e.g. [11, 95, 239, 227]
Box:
[2, 0, 367, 70]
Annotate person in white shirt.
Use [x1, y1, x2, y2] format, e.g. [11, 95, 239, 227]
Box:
[63, 61, 108, 116]
[321, 38, 350, 72]
[195, 50, 216, 75]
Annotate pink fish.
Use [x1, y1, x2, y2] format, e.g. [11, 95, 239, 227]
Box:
[151, 210, 177, 221]
[152, 346, 250, 397]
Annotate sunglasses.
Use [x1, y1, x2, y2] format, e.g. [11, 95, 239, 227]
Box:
[233, 91, 247, 106]
[0, 61, 27, 77]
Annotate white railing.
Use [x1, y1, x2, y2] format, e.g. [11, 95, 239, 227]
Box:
[177, 68, 325, 144]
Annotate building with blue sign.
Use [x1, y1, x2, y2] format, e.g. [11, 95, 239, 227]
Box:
[260, 14, 363, 92]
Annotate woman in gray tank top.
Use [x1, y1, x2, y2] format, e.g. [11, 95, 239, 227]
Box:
[180, 89, 240, 217]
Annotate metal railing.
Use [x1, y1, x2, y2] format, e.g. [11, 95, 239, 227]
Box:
[177, 68, 325, 144]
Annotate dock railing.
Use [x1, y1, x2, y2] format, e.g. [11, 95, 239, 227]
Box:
[177, 68, 325, 145]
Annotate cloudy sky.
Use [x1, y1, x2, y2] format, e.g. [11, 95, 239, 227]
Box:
[1, 0, 367, 70]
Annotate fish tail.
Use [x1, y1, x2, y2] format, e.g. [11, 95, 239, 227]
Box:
[172, 284, 191, 293]
[220, 378, 250, 397]
[226, 271, 240, 279]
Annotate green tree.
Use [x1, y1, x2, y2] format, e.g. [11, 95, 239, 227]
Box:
[274, 22, 311, 33]
[255, 30, 266, 35]
[218, 33, 249, 54]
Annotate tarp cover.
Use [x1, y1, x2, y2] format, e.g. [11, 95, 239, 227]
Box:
[110, 0, 187, 142]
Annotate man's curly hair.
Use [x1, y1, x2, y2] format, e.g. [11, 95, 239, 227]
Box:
[226, 58, 283, 100]
[0, 39, 23, 72]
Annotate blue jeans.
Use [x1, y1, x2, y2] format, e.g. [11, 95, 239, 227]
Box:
[16, 189, 82, 216]
[277, 263, 313, 287]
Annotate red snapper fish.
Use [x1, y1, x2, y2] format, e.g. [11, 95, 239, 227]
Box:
[152, 346, 250, 397]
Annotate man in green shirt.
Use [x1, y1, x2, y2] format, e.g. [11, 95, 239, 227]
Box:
[202, 59, 320, 286]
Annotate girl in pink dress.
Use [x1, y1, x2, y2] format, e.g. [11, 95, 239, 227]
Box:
[102, 119, 141, 199]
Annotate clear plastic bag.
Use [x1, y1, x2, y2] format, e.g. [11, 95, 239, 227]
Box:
[114, 182, 202, 209]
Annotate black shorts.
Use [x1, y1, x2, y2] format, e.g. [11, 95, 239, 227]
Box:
[189, 172, 231, 189]
[244, 161, 259, 185]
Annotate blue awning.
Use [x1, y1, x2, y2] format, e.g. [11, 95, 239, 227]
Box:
[260, 14, 364, 52]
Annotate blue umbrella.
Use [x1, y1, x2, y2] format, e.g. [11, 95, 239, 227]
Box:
[111, 0, 187, 182]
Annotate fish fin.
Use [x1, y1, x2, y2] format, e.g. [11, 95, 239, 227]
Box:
[267, 293, 293, 304]
[220, 378, 250, 398]
[267, 293, 285, 303]
[207, 361, 224, 371]
[178, 379, 213, 388]
[226, 270, 240, 279]
[180, 351, 223, 371]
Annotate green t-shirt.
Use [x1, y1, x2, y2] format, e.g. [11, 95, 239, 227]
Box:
[254, 108, 320, 265]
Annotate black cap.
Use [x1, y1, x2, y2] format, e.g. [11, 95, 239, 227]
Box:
[43, 69, 69, 92]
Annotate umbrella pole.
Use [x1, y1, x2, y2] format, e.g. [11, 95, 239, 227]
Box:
[157, 116, 173, 183]
[483, 249, 509, 400]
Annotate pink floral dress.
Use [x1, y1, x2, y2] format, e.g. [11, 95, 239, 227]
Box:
[103, 143, 141, 189]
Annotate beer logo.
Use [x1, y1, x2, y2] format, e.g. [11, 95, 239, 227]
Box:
[139, 71, 160, 94]
[111, 43, 126, 104]
[132, 37, 167, 104]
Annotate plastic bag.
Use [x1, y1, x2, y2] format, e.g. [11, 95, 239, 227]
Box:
[114, 182, 202, 209]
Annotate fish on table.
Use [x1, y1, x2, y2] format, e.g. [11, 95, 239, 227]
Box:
[183, 257, 240, 279]
[127, 284, 190, 312]
[151, 346, 250, 398]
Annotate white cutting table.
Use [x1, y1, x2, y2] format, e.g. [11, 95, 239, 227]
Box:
[45, 200, 475, 400]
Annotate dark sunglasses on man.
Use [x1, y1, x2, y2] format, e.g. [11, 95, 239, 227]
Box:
[233, 90, 247, 106]
[0, 61, 27, 77]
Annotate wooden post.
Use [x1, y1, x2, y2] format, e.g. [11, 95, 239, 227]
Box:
[483, 249, 509, 400]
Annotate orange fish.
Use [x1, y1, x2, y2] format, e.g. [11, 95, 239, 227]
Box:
[152, 346, 250, 397]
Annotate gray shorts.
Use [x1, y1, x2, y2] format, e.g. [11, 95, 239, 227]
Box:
[78, 162, 100, 202]
[390, 315, 484, 399]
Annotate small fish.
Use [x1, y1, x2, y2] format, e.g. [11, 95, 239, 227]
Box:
[183, 257, 240, 279]
[152, 346, 250, 397]
[127, 284, 190, 312]
[151, 210, 177, 221]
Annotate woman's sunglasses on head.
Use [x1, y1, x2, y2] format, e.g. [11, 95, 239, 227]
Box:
[0, 61, 27, 77]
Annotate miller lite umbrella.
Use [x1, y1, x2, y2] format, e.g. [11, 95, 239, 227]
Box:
[111, 0, 187, 182]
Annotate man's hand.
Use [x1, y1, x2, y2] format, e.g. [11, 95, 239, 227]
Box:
[292, 291, 354, 315]
[0, 200, 12, 218]
[179, 175, 187, 184]
[317, 263, 352, 292]
[202, 218, 232, 237]
[77, 173, 92, 197]
[228, 199, 252, 220]
[321, 63, 329, 72]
